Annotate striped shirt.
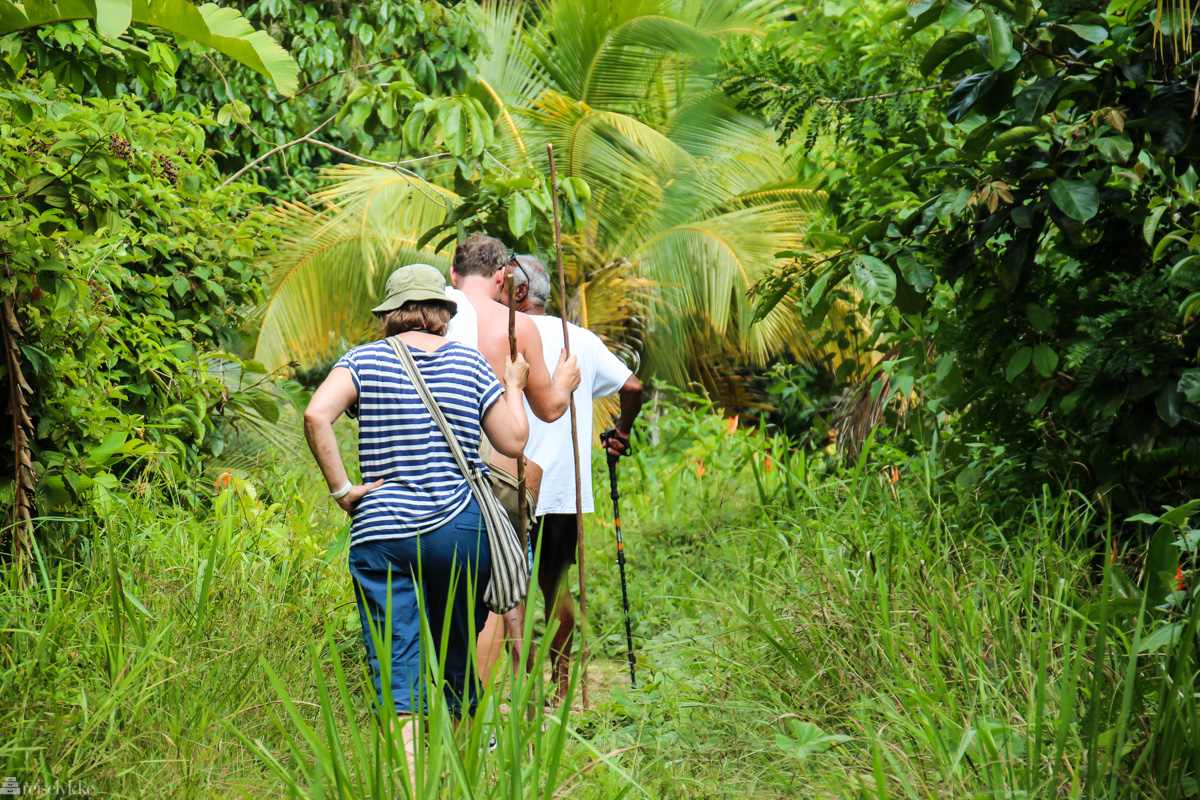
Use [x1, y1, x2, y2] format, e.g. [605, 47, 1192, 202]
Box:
[333, 340, 504, 545]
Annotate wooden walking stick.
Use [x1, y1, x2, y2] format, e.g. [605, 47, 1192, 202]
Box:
[506, 270, 528, 557]
[546, 142, 589, 709]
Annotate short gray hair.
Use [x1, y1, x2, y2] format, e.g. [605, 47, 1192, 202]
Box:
[512, 255, 552, 305]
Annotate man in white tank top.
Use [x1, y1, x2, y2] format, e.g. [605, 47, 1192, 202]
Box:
[439, 234, 582, 687]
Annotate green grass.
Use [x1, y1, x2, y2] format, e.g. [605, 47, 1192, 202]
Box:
[1, 402, 1196, 798]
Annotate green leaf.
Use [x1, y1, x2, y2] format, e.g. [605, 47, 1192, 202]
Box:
[920, 31, 975, 76]
[1179, 368, 1200, 402]
[1027, 382, 1053, 413]
[93, 0, 133, 38]
[940, 0, 974, 28]
[1006, 346, 1031, 382]
[1138, 622, 1183, 653]
[1157, 382, 1184, 426]
[1026, 303, 1055, 332]
[990, 125, 1042, 151]
[1048, 178, 1099, 221]
[852, 255, 896, 304]
[983, 10, 1013, 68]
[1012, 76, 1062, 124]
[897, 251, 934, 292]
[946, 71, 1000, 124]
[1061, 23, 1107, 42]
[508, 192, 532, 238]
[1143, 205, 1168, 245]
[1094, 135, 1132, 164]
[440, 101, 465, 155]
[1032, 344, 1057, 377]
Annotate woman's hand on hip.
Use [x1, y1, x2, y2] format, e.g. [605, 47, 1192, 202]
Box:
[504, 352, 530, 392]
[336, 478, 386, 514]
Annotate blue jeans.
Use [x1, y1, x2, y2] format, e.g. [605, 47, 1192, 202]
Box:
[348, 497, 492, 716]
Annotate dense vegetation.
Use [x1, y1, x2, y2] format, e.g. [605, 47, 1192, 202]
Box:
[1, 0, 1197, 797]
[723, 0, 1200, 514]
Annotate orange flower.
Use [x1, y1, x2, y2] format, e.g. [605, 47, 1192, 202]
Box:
[727, 415, 739, 434]
[889, 466, 899, 484]
[695, 459, 706, 478]
[215, 471, 232, 490]
[764, 457, 774, 473]
[1177, 564, 1186, 591]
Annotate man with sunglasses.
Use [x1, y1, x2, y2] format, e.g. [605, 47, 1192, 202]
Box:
[499, 255, 643, 703]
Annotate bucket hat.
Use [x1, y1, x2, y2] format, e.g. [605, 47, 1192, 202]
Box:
[370, 264, 456, 314]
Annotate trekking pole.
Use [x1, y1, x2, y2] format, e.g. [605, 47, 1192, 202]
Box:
[600, 428, 636, 688]
[547, 142, 589, 710]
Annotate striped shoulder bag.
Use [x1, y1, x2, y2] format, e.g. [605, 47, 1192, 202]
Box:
[385, 336, 529, 614]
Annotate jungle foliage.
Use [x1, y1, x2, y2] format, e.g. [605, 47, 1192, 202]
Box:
[0, 79, 293, 514]
[725, 0, 1200, 514]
[254, 0, 824, 407]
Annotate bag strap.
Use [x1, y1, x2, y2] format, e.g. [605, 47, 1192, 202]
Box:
[385, 335, 483, 483]
[385, 335, 527, 614]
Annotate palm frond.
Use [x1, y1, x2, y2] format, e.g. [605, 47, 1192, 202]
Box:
[252, 170, 458, 372]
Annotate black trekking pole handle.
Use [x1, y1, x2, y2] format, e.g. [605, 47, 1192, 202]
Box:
[600, 428, 637, 688]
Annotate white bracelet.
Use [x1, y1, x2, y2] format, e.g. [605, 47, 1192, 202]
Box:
[330, 481, 353, 500]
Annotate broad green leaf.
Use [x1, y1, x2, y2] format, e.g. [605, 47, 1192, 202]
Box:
[1032, 344, 1057, 377]
[897, 251, 934, 292]
[1061, 23, 1107, 42]
[907, 0, 937, 18]
[136, 0, 298, 95]
[1027, 382, 1052, 413]
[1048, 178, 1099, 221]
[508, 192, 532, 238]
[1179, 368, 1200, 402]
[852, 255, 896, 304]
[1137, 622, 1183, 653]
[1157, 382, 1183, 426]
[94, 0, 132, 38]
[440, 101, 464, 155]
[1006, 346, 1031, 382]
[1012, 76, 1062, 124]
[1094, 135, 1132, 163]
[983, 10, 1012, 68]
[990, 125, 1041, 151]
[920, 31, 975, 75]
[940, 0, 974, 28]
[946, 71, 1000, 124]
[1026, 303, 1055, 331]
[1143, 204, 1167, 244]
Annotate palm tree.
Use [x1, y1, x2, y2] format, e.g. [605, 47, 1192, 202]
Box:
[253, 0, 824, 401]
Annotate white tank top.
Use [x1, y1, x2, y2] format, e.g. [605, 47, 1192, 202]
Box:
[444, 287, 478, 349]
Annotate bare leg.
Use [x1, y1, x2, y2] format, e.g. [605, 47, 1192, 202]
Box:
[395, 713, 418, 798]
[502, 605, 530, 674]
[538, 565, 574, 704]
[476, 612, 506, 688]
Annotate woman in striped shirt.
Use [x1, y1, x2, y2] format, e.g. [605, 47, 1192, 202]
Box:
[303, 263, 530, 770]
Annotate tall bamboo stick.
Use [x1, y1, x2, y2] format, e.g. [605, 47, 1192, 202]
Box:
[546, 143, 589, 709]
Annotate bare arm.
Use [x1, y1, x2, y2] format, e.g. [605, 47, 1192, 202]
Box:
[481, 354, 530, 457]
[518, 314, 580, 422]
[605, 374, 644, 457]
[303, 367, 384, 512]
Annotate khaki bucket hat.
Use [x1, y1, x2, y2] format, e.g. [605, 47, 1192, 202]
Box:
[371, 264, 457, 315]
